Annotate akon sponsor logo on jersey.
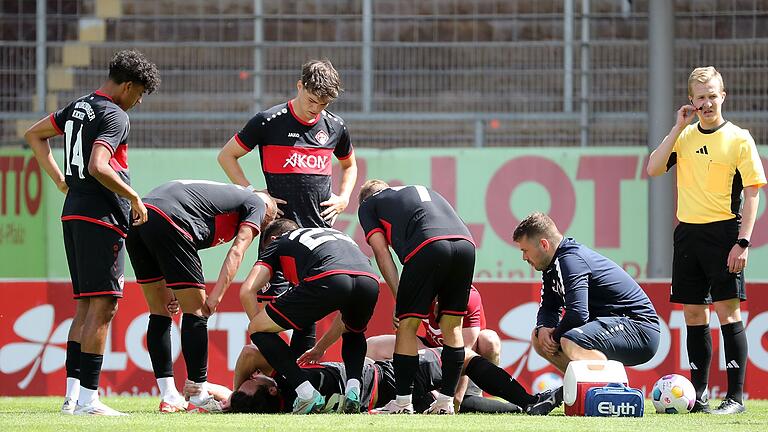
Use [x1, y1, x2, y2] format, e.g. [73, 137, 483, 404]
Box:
[283, 153, 329, 170]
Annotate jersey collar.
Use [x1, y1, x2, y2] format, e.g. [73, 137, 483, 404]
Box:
[94, 90, 114, 102]
[545, 237, 570, 271]
[697, 120, 729, 135]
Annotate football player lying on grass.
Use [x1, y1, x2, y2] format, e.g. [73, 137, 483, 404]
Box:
[182, 342, 561, 415]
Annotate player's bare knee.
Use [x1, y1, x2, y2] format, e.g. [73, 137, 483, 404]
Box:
[239, 284, 253, 304]
[88, 297, 119, 323]
[682, 305, 709, 325]
[438, 314, 463, 331]
[713, 299, 741, 325]
[397, 317, 422, 333]
[559, 337, 577, 356]
[530, 335, 547, 357]
[477, 329, 500, 354]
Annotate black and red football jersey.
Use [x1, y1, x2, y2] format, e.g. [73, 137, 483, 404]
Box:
[142, 180, 267, 250]
[234, 101, 352, 228]
[357, 185, 474, 264]
[256, 228, 376, 284]
[51, 91, 131, 232]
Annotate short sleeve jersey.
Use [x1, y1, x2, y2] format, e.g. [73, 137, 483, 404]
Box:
[234, 101, 353, 228]
[536, 238, 659, 341]
[256, 228, 377, 284]
[667, 121, 766, 223]
[357, 185, 474, 263]
[421, 285, 485, 347]
[51, 91, 131, 231]
[142, 180, 267, 250]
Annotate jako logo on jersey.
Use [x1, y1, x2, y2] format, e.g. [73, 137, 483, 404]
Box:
[288, 133, 301, 138]
[315, 130, 329, 145]
[0, 305, 71, 389]
[283, 153, 329, 170]
[597, 401, 636, 416]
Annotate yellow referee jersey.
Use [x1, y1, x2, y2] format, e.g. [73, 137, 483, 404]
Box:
[668, 121, 766, 224]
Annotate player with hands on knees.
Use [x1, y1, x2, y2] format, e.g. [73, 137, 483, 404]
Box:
[126, 180, 276, 413]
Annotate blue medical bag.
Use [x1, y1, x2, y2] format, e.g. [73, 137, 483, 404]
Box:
[584, 383, 644, 417]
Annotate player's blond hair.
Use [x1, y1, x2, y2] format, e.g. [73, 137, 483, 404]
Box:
[688, 66, 725, 96]
[512, 212, 560, 243]
[358, 179, 389, 203]
[301, 59, 343, 100]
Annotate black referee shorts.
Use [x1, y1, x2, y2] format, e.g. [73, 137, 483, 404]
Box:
[396, 239, 475, 321]
[671, 219, 746, 304]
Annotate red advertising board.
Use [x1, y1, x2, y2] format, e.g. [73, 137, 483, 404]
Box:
[1, 281, 767, 399]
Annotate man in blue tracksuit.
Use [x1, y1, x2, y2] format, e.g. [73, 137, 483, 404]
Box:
[513, 212, 660, 374]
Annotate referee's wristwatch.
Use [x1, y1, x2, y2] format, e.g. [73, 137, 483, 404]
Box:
[736, 238, 751, 248]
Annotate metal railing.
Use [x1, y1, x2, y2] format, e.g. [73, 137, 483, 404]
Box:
[2, 0, 768, 148]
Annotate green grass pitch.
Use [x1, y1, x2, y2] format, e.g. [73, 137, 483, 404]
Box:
[0, 397, 767, 432]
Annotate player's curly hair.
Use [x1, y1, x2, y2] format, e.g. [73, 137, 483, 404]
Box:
[358, 179, 389, 203]
[229, 387, 281, 413]
[108, 49, 161, 94]
[512, 212, 559, 242]
[301, 59, 342, 100]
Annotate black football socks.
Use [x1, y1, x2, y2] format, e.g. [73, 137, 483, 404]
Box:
[440, 345, 465, 397]
[251, 332, 308, 388]
[181, 313, 208, 383]
[341, 331, 366, 384]
[66, 341, 81, 379]
[465, 355, 536, 406]
[79, 351, 103, 391]
[393, 353, 419, 397]
[686, 324, 712, 401]
[147, 314, 174, 378]
[721, 321, 747, 404]
[290, 322, 317, 359]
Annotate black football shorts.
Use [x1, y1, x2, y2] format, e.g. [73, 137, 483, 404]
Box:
[126, 209, 205, 289]
[63, 218, 125, 298]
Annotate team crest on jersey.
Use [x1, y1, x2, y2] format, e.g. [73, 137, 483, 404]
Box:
[314, 130, 329, 145]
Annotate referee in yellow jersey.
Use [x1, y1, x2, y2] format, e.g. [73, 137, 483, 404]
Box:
[647, 66, 766, 415]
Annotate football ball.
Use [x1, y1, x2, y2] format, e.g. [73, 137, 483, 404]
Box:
[651, 374, 696, 414]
